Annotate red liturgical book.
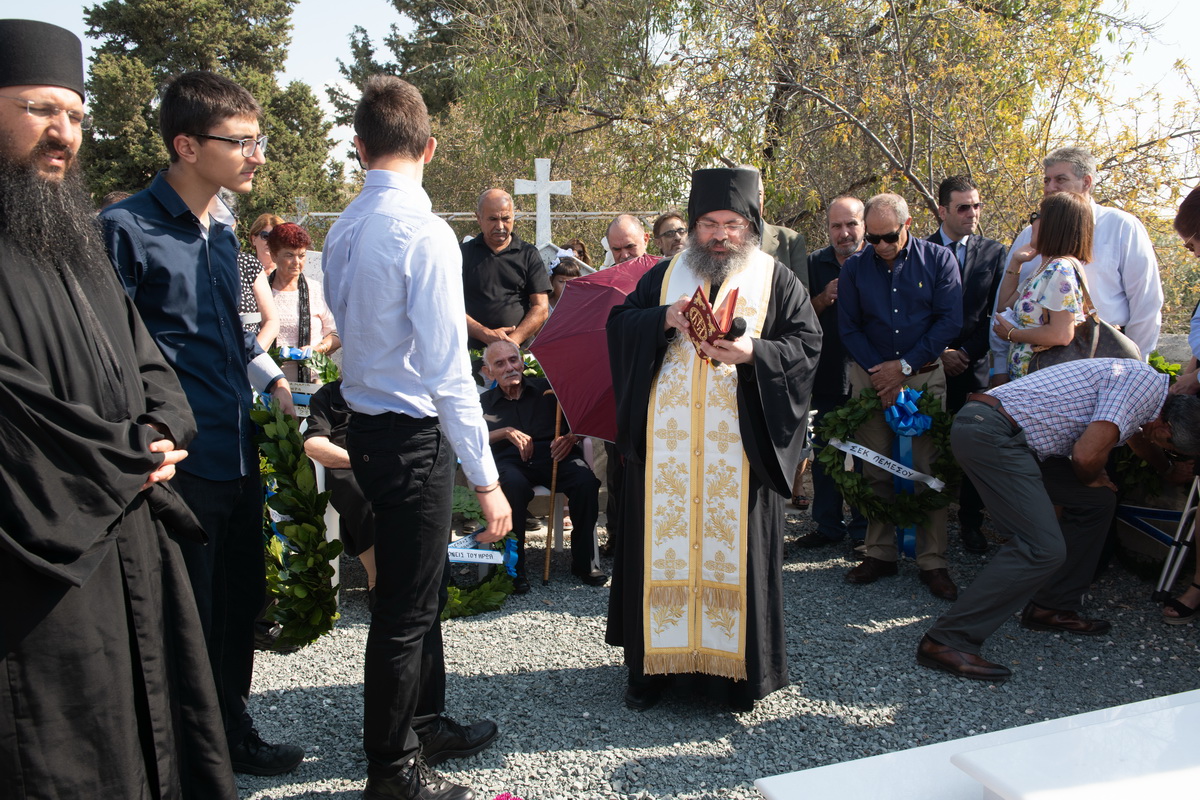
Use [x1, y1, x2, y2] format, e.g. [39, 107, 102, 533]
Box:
[682, 286, 739, 356]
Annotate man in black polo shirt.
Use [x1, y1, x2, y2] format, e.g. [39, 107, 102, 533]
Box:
[797, 195, 868, 551]
[463, 188, 551, 350]
[480, 341, 607, 594]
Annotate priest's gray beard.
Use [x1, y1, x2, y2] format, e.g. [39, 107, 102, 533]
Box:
[0, 144, 109, 278]
[689, 230, 762, 285]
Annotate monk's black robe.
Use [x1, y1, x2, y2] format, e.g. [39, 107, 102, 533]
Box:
[0, 239, 236, 799]
[605, 258, 821, 703]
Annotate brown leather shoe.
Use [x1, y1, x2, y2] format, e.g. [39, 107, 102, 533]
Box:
[919, 568, 958, 601]
[845, 556, 898, 584]
[916, 635, 1011, 682]
[1020, 602, 1111, 636]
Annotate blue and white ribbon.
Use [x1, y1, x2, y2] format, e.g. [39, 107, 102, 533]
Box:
[447, 531, 504, 564]
[887, 387, 932, 559]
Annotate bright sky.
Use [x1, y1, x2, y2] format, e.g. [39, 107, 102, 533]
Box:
[14, 0, 1200, 173]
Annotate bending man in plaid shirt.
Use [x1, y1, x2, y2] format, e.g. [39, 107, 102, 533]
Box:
[918, 359, 1200, 682]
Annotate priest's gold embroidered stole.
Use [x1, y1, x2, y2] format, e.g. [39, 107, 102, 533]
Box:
[642, 250, 774, 680]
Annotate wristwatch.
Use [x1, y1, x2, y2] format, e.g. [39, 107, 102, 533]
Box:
[899, 358, 913, 376]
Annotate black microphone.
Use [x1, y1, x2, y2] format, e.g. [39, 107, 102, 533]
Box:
[712, 317, 747, 366]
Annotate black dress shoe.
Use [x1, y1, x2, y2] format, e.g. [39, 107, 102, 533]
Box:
[919, 568, 959, 601]
[229, 729, 304, 776]
[419, 715, 498, 766]
[794, 532, 841, 549]
[572, 567, 609, 586]
[845, 556, 898, 584]
[624, 675, 668, 711]
[511, 575, 530, 595]
[1020, 602, 1111, 636]
[916, 635, 1011, 682]
[960, 526, 988, 554]
[363, 757, 475, 800]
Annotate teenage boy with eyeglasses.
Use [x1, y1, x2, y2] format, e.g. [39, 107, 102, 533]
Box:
[100, 70, 303, 777]
[837, 192, 963, 601]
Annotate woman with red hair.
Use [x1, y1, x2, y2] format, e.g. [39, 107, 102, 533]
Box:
[267, 223, 338, 382]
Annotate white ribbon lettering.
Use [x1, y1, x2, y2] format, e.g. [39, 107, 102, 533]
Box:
[828, 438, 946, 492]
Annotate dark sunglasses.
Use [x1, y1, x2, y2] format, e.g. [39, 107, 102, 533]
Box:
[865, 228, 903, 245]
[1028, 211, 1041, 225]
[256, 230, 272, 241]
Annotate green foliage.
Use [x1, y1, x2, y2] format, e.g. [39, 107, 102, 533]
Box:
[1148, 351, 1183, 380]
[814, 388, 960, 527]
[443, 568, 514, 620]
[452, 485, 485, 527]
[374, 0, 1197, 254]
[82, 0, 348, 221]
[522, 352, 544, 378]
[269, 347, 341, 385]
[252, 397, 342, 648]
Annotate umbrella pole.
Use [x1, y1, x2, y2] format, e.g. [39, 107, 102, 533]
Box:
[544, 397, 562, 586]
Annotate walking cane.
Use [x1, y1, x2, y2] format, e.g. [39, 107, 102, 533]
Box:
[543, 391, 562, 585]
[1154, 475, 1200, 602]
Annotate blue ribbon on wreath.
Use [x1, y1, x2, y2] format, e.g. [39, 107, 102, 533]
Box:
[885, 387, 932, 558]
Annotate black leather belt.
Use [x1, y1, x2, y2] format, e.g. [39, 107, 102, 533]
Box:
[966, 392, 1019, 431]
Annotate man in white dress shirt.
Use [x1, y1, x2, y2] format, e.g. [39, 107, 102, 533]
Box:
[991, 147, 1162, 375]
[322, 75, 512, 800]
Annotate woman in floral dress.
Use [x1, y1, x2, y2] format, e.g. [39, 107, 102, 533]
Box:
[991, 191, 1090, 381]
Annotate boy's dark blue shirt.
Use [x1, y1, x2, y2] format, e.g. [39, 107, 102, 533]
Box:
[100, 171, 259, 480]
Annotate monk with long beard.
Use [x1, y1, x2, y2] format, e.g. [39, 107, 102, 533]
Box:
[0, 20, 236, 799]
[606, 167, 822, 712]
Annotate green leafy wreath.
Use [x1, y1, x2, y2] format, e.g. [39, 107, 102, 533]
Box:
[253, 398, 342, 648]
[813, 388, 961, 528]
[445, 486, 515, 620]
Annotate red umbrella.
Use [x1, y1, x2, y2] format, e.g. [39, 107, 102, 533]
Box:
[530, 253, 661, 442]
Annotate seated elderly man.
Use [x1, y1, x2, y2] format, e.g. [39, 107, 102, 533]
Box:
[302, 380, 377, 599]
[480, 341, 607, 593]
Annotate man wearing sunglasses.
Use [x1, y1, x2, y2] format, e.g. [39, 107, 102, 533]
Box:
[929, 176, 1008, 555]
[838, 193, 963, 600]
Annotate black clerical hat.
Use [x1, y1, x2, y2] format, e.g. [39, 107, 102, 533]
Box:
[687, 167, 762, 235]
[0, 20, 86, 100]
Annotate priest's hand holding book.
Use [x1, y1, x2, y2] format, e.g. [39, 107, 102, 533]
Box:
[663, 290, 755, 365]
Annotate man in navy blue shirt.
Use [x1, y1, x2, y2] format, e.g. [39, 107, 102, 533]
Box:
[838, 193, 962, 600]
[101, 71, 301, 777]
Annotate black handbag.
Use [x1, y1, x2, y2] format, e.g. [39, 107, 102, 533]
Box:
[1027, 257, 1141, 373]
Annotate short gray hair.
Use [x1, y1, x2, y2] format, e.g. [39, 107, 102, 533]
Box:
[482, 339, 521, 366]
[1044, 147, 1097, 182]
[864, 193, 909, 226]
[1163, 394, 1200, 455]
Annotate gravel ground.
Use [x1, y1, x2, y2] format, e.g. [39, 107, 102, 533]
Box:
[238, 505, 1200, 800]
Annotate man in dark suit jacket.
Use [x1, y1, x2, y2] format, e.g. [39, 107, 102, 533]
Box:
[762, 221, 808, 288]
[928, 175, 1007, 554]
[744, 165, 809, 287]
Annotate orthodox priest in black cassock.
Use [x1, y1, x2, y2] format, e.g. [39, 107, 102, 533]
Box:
[605, 167, 822, 709]
[0, 19, 236, 798]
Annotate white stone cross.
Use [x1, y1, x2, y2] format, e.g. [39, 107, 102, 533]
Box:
[514, 158, 571, 249]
